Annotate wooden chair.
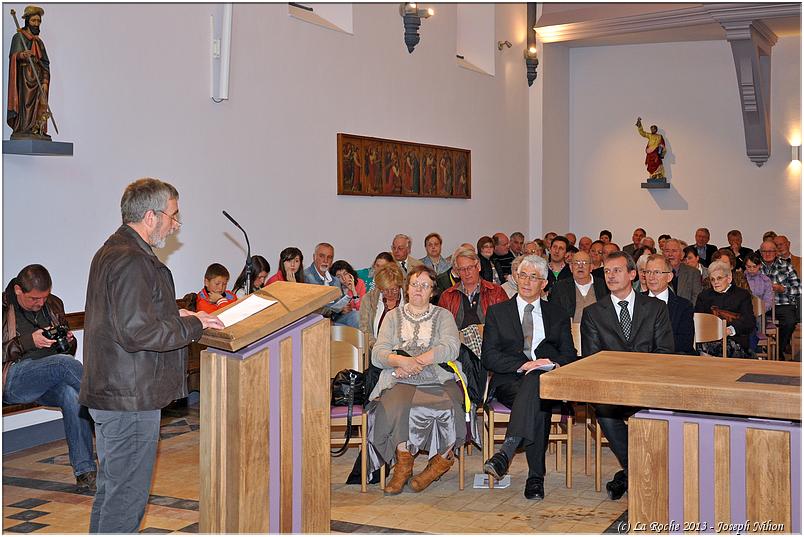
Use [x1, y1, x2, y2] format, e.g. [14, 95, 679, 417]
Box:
[331, 325, 368, 369]
[694, 312, 728, 358]
[330, 340, 368, 492]
[752, 296, 778, 361]
[482, 375, 573, 489]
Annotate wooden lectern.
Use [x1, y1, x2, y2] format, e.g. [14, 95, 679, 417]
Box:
[197, 282, 340, 533]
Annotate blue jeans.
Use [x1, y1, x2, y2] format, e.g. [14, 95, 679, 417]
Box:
[3, 354, 96, 476]
[89, 409, 160, 533]
[333, 309, 360, 328]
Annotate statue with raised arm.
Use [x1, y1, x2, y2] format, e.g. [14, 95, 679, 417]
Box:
[636, 117, 665, 180]
[7, 6, 54, 140]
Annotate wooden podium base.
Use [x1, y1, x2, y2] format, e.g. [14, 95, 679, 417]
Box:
[629, 410, 800, 534]
[200, 313, 330, 533]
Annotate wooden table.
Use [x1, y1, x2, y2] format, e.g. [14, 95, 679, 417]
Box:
[541, 352, 801, 534]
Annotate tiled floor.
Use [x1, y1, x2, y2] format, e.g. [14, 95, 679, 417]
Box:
[3, 405, 628, 534]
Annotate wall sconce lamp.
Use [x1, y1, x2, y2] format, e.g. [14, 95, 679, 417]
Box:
[497, 40, 512, 51]
[525, 3, 539, 87]
[793, 145, 801, 162]
[400, 3, 433, 53]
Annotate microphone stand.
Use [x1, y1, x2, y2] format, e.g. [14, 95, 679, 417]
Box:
[222, 211, 253, 294]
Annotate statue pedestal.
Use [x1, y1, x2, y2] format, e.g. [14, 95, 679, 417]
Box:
[3, 139, 73, 156]
[641, 177, 670, 189]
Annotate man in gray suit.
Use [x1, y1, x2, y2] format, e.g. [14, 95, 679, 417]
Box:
[622, 228, 646, 257]
[662, 238, 702, 306]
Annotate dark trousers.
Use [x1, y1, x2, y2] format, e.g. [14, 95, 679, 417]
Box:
[494, 372, 552, 479]
[775, 304, 799, 359]
[593, 404, 639, 476]
[88, 409, 161, 533]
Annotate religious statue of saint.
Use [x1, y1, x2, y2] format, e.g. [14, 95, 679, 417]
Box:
[7, 5, 51, 140]
[636, 117, 666, 180]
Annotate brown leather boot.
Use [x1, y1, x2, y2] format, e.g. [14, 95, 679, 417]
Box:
[409, 451, 455, 492]
[384, 448, 415, 495]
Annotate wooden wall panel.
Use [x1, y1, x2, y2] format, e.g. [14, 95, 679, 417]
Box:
[279, 337, 294, 533]
[746, 429, 791, 533]
[683, 422, 699, 529]
[629, 418, 669, 527]
[714, 425, 730, 526]
[301, 320, 331, 533]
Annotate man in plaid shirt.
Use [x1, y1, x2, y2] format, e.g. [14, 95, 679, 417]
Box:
[759, 240, 801, 359]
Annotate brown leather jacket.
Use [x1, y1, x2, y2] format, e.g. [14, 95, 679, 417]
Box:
[79, 225, 203, 411]
[2, 280, 76, 386]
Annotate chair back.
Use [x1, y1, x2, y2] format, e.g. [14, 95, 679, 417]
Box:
[330, 341, 361, 378]
[752, 296, 767, 329]
[693, 312, 727, 357]
[571, 322, 581, 356]
[331, 325, 368, 368]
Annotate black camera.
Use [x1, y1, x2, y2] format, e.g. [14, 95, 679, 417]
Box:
[42, 324, 70, 354]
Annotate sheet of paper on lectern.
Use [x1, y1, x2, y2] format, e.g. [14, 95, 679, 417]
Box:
[215, 294, 277, 328]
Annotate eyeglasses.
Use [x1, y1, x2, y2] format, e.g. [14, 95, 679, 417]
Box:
[516, 272, 545, 282]
[410, 281, 433, 290]
[710, 275, 729, 283]
[571, 261, 591, 266]
[456, 264, 478, 274]
[157, 210, 182, 227]
[643, 270, 672, 277]
[760, 249, 776, 254]
[381, 287, 401, 295]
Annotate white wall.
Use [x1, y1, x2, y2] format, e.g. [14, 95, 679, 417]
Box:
[3, 3, 530, 316]
[568, 37, 801, 250]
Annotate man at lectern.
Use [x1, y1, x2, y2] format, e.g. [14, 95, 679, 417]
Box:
[80, 178, 224, 533]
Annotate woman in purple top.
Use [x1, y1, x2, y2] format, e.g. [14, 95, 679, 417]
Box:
[744, 253, 773, 313]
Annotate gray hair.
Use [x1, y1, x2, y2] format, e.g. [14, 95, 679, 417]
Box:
[120, 178, 178, 224]
[636, 253, 651, 270]
[708, 260, 731, 279]
[518, 255, 548, 279]
[451, 246, 479, 269]
[510, 255, 525, 275]
[393, 234, 412, 248]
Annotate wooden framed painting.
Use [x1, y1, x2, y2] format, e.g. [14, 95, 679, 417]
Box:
[337, 133, 471, 199]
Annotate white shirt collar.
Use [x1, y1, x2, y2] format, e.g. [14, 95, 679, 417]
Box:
[516, 294, 542, 315]
[610, 289, 636, 317]
[648, 288, 670, 303]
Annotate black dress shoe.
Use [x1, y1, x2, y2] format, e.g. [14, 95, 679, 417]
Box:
[76, 470, 97, 492]
[483, 452, 510, 480]
[606, 473, 628, 501]
[524, 477, 544, 500]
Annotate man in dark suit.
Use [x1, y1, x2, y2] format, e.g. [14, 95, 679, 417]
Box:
[726, 229, 754, 271]
[622, 228, 646, 257]
[481, 255, 577, 500]
[662, 238, 703, 306]
[693, 228, 718, 267]
[549, 250, 609, 322]
[580, 251, 674, 501]
[644, 254, 695, 354]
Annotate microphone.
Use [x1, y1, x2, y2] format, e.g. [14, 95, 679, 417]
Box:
[223, 210, 253, 294]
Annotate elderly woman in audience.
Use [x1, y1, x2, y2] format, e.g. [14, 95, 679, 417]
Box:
[266, 247, 305, 285]
[633, 253, 651, 293]
[477, 235, 504, 284]
[502, 256, 524, 298]
[526, 240, 545, 258]
[360, 263, 405, 349]
[683, 246, 709, 282]
[694, 260, 755, 358]
[367, 265, 463, 495]
[711, 248, 749, 290]
[744, 253, 774, 313]
[232, 255, 271, 297]
[330, 260, 367, 312]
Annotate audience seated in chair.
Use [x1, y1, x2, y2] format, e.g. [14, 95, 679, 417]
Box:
[304, 243, 359, 328]
[419, 233, 451, 275]
[477, 236, 504, 285]
[549, 250, 609, 323]
[196, 263, 237, 313]
[481, 255, 578, 501]
[266, 247, 305, 285]
[439, 247, 508, 331]
[232, 255, 271, 298]
[644, 254, 695, 355]
[360, 263, 405, 351]
[391, 234, 422, 276]
[662, 239, 703, 306]
[330, 260, 367, 313]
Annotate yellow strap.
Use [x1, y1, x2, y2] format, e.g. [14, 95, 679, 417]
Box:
[445, 360, 470, 413]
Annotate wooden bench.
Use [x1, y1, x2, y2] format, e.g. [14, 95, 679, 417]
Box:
[3, 294, 204, 416]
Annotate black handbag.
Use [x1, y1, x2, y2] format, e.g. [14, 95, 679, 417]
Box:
[330, 369, 365, 457]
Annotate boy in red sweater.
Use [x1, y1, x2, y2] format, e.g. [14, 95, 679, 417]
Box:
[196, 263, 237, 313]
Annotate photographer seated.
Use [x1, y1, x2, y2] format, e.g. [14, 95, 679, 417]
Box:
[2, 264, 97, 490]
